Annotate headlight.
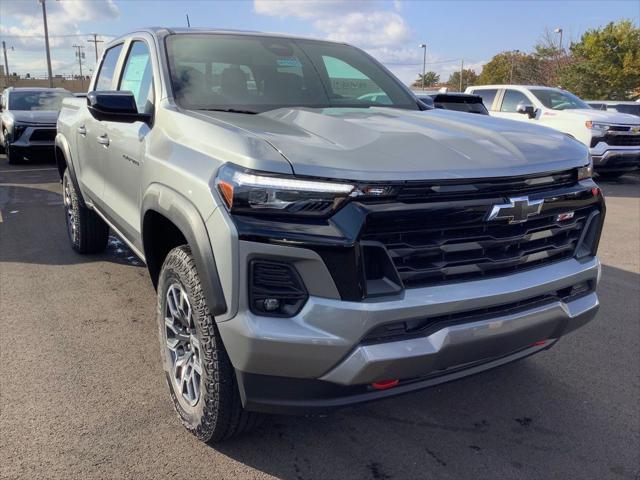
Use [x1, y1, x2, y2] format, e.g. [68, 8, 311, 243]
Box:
[585, 121, 610, 132]
[577, 158, 593, 180]
[13, 124, 27, 140]
[215, 163, 393, 217]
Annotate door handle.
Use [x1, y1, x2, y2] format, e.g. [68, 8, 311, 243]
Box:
[97, 134, 110, 147]
[77, 125, 86, 136]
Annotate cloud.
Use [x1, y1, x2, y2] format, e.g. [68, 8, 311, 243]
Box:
[0, 0, 119, 74]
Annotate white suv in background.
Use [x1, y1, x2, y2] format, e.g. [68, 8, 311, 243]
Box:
[466, 85, 640, 178]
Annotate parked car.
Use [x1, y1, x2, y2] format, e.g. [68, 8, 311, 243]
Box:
[587, 101, 640, 117]
[466, 85, 640, 178]
[414, 92, 488, 115]
[56, 28, 604, 443]
[0, 87, 73, 164]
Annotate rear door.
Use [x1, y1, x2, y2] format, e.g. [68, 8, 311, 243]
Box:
[76, 43, 124, 203]
[101, 38, 155, 247]
[469, 88, 499, 113]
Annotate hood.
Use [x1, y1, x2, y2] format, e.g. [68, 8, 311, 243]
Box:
[6, 110, 60, 124]
[192, 107, 590, 181]
[554, 108, 640, 124]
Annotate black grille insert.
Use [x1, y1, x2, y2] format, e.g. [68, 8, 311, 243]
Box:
[30, 129, 56, 142]
[591, 135, 640, 147]
[362, 206, 596, 288]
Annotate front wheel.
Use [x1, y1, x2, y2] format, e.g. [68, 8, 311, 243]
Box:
[62, 168, 109, 253]
[157, 246, 262, 443]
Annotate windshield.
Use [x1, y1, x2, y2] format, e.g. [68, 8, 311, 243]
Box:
[165, 34, 418, 113]
[8, 91, 72, 111]
[530, 89, 590, 110]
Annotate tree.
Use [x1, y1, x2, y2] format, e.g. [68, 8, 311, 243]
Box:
[478, 50, 545, 85]
[558, 20, 640, 99]
[447, 69, 478, 91]
[412, 71, 440, 88]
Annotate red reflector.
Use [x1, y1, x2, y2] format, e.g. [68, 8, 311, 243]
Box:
[533, 340, 548, 346]
[591, 187, 600, 196]
[371, 379, 399, 390]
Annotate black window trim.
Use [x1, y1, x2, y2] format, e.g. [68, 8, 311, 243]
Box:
[116, 37, 156, 117]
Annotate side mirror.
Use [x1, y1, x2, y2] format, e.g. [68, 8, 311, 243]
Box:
[516, 102, 536, 118]
[87, 91, 151, 123]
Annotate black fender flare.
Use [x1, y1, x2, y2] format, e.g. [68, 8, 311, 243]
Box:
[54, 133, 86, 207]
[141, 184, 228, 316]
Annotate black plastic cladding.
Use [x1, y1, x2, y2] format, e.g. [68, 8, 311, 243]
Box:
[233, 178, 605, 302]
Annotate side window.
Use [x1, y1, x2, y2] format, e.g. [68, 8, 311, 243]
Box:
[322, 56, 389, 103]
[500, 89, 531, 112]
[474, 89, 498, 110]
[118, 41, 154, 114]
[95, 44, 124, 91]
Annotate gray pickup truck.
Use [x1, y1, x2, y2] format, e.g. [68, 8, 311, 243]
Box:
[56, 28, 605, 443]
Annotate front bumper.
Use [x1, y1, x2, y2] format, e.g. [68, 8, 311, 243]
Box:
[219, 253, 601, 413]
[590, 145, 640, 172]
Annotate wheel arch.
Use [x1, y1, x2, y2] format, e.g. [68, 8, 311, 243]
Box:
[141, 184, 227, 316]
[55, 134, 87, 207]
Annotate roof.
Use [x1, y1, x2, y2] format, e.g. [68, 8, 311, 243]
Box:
[108, 27, 347, 46]
[469, 85, 562, 90]
[585, 100, 639, 105]
[6, 87, 70, 93]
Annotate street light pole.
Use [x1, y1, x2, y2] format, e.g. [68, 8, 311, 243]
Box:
[39, 0, 54, 88]
[554, 27, 564, 55]
[419, 43, 427, 90]
[2, 41, 10, 79]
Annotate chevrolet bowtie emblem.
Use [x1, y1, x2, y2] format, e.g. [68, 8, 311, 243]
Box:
[487, 196, 544, 224]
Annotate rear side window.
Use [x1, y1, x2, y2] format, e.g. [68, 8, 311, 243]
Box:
[500, 89, 531, 112]
[473, 89, 498, 110]
[118, 41, 154, 114]
[95, 44, 123, 91]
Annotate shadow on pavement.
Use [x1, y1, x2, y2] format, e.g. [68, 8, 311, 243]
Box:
[596, 172, 640, 199]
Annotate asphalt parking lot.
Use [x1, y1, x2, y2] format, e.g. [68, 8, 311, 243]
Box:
[0, 154, 638, 480]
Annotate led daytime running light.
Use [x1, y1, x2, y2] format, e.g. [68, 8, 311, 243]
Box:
[231, 170, 355, 194]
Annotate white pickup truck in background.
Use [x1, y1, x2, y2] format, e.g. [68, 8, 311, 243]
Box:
[466, 85, 640, 178]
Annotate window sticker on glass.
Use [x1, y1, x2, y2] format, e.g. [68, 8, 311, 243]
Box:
[276, 57, 302, 68]
[121, 54, 150, 100]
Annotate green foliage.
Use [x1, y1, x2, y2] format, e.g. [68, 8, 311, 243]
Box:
[412, 71, 440, 88]
[558, 20, 640, 99]
[446, 69, 478, 91]
[477, 51, 543, 85]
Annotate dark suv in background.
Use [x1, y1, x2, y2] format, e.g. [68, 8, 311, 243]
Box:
[0, 87, 73, 164]
[415, 92, 489, 114]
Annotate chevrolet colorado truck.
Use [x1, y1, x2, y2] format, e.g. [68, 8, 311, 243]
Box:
[56, 28, 605, 443]
[1, 87, 73, 163]
[466, 85, 640, 178]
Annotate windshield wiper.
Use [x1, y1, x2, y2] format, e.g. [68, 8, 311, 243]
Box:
[200, 108, 258, 114]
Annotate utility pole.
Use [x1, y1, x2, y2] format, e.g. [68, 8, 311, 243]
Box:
[39, 0, 54, 87]
[419, 43, 427, 90]
[509, 50, 520, 84]
[459, 58, 464, 92]
[186, 14, 191, 27]
[2, 41, 9, 79]
[73, 45, 85, 89]
[87, 34, 103, 63]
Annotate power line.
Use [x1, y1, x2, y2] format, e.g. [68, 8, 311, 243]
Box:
[0, 32, 115, 39]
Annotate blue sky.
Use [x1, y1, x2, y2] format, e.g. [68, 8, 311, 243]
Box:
[0, 0, 638, 84]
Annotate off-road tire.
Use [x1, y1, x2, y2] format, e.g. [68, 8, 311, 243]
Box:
[63, 168, 109, 253]
[6, 141, 20, 164]
[157, 245, 263, 443]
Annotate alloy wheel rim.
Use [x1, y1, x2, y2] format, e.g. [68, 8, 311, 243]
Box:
[63, 176, 76, 242]
[165, 283, 202, 407]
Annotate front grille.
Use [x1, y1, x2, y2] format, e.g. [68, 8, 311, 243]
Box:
[395, 170, 576, 202]
[29, 129, 56, 142]
[591, 135, 640, 147]
[362, 205, 596, 288]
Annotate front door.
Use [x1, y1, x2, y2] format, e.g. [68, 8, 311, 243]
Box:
[491, 89, 539, 123]
[101, 40, 154, 249]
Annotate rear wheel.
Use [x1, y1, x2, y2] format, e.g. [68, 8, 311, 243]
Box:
[157, 245, 262, 443]
[63, 168, 109, 253]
